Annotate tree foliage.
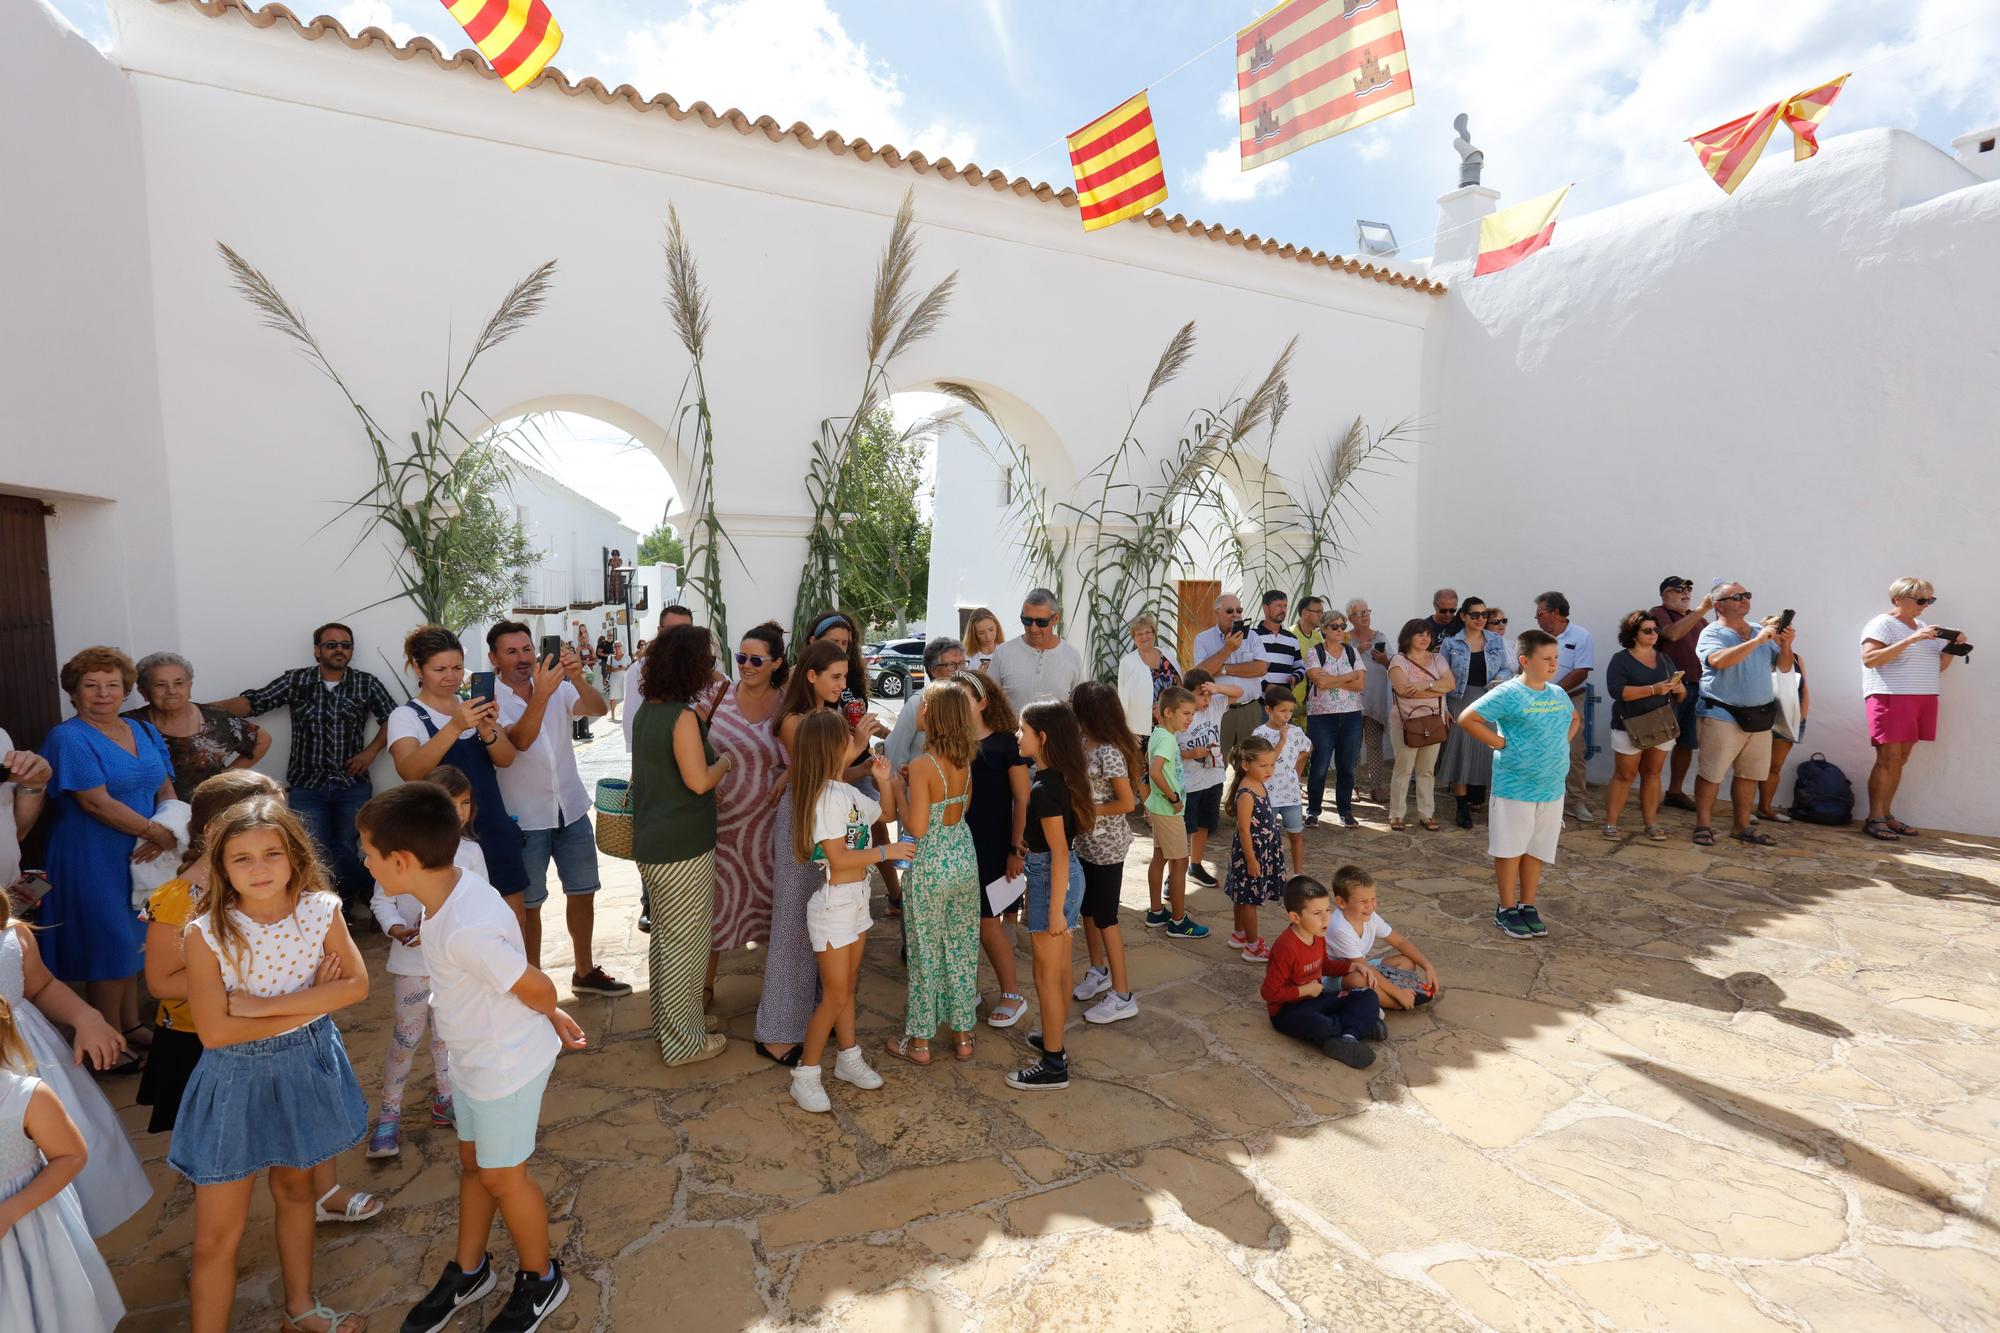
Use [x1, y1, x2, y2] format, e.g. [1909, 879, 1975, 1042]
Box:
[835, 405, 934, 634]
[637, 522, 685, 569]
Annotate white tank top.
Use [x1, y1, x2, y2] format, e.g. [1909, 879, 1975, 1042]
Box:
[188, 891, 341, 1003]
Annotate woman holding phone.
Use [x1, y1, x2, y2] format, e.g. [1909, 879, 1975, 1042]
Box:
[1602, 611, 1685, 840]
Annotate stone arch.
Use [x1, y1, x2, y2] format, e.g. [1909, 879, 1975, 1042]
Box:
[469, 393, 693, 517]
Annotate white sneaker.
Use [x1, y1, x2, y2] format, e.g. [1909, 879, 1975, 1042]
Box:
[789, 1066, 831, 1114]
[1085, 991, 1139, 1024]
[1072, 966, 1111, 1001]
[833, 1045, 883, 1090]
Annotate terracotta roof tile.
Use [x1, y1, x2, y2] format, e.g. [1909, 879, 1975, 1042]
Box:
[162, 0, 1445, 295]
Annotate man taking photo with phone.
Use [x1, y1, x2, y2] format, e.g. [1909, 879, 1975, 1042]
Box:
[1691, 583, 1796, 848]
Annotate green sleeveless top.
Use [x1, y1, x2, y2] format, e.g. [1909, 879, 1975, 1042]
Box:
[631, 700, 717, 862]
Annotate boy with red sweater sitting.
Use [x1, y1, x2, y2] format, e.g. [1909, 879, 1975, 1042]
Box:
[1261, 875, 1383, 1069]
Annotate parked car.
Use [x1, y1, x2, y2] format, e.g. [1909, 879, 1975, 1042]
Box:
[863, 638, 927, 698]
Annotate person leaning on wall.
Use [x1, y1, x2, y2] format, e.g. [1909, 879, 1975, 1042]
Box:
[1859, 576, 1966, 840]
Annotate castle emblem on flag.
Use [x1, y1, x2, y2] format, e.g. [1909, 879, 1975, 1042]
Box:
[1254, 103, 1283, 144]
[1353, 49, 1395, 97]
[1248, 33, 1275, 73]
[1342, 0, 1378, 16]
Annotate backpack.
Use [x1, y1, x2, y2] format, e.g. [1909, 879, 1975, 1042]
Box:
[1789, 752, 1854, 826]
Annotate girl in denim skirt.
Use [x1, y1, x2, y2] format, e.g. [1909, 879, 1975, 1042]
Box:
[1009, 700, 1096, 1092]
[167, 795, 370, 1333]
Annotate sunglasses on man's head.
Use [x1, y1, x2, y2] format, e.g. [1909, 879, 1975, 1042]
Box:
[734, 652, 771, 668]
[318, 640, 353, 650]
[1021, 615, 1054, 628]
[1914, 596, 1938, 606]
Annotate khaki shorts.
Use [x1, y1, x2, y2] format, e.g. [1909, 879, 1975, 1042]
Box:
[1146, 810, 1190, 860]
[1695, 715, 1772, 783]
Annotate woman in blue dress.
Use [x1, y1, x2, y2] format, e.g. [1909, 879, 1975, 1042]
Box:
[41, 647, 175, 1057]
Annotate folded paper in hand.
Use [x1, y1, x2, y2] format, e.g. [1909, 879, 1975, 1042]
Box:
[984, 873, 1026, 915]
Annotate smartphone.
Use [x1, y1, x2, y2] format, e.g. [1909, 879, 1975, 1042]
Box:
[469, 671, 496, 705]
[1668, 671, 1684, 686]
[540, 634, 563, 661]
[1775, 608, 1795, 634]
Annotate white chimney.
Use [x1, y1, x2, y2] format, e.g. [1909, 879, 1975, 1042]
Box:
[1432, 185, 1500, 269]
[1953, 126, 1999, 182]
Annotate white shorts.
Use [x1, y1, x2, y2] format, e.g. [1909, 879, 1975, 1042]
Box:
[1488, 796, 1562, 864]
[806, 880, 873, 951]
[1610, 728, 1675, 756]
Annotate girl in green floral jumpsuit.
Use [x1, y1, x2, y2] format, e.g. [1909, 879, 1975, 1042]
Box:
[886, 684, 982, 1064]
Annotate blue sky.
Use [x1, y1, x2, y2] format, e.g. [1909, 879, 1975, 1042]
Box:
[52, 0, 1999, 264]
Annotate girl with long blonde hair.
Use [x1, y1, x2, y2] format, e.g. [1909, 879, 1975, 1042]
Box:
[884, 683, 980, 1065]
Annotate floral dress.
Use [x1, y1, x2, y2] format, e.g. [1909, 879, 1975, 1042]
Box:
[707, 685, 786, 949]
[899, 754, 980, 1038]
[1225, 784, 1285, 906]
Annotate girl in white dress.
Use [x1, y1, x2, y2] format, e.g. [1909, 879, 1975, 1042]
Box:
[0, 993, 125, 1332]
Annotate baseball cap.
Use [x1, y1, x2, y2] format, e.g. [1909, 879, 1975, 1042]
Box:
[1659, 576, 1694, 594]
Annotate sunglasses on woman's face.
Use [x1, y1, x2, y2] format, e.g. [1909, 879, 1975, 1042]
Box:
[1914, 596, 1938, 606]
[734, 652, 771, 668]
[1488, 619, 1508, 628]
[1462, 609, 1488, 619]
[1021, 615, 1054, 628]
[1639, 625, 1659, 635]
[1325, 621, 1347, 631]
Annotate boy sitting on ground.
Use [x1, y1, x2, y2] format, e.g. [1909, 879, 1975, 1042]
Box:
[1328, 864, 1440, 1011]
[1261, 875, 1382, 1069]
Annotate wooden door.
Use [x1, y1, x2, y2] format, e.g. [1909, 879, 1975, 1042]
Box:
[1175, 579, 1219, 671]
[0, 493, 58, 753]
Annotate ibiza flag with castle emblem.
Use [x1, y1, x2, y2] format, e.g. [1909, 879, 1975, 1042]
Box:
[1067, 91, 1170, 232]
[1688, 73, 1850, 194]
[1237, 0, 1416, 171]
[440, 0, 564, 92]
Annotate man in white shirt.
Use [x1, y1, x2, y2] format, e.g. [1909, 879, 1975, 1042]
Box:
[1535, 591, 1596, 821]
[987, 588, 1089, 709]
[0, 733, 52, 891]
[1192, 592, 1269, 759]
[488, 621, 630, 997]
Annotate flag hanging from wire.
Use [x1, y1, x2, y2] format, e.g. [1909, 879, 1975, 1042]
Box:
[1236, 0, 1416, 172]
[1475, 186, 1570, 276]
[1067, 91, 1170, 232]
[1688, 73, 1849, 193]
[441, 0, 564, 92]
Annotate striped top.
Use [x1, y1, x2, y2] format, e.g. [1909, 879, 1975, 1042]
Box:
[1860, 614, 1943, 697]
[1257, 623, 1303, 692]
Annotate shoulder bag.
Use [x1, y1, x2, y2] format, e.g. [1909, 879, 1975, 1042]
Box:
[1400, 657, 1449, 748]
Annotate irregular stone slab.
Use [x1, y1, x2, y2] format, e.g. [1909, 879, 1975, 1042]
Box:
[1400, 1028, 1579, 1148]
[760, 1158, 1022, 1249]
[1594, 1010, 1821, 1081]
[1269, 1219, 1472, 1328]
[1434, 990, 1637, 1078]
[1002, 1172, 1156, 1236]
[985, 1229, 1285, 1332]
[1426, 1255, 1599, 1332]
[1148, 1061, 1300, 1137]
[1008, 1146, 1075, 1184]
[1855, 1110, 1998, 1164]
[994, 1072, 1198, 1154]
[545, 1098, 681, 1162]
[844, 1063, 996, 1165]
[1259, 1110, 1612, 1261]
[786, 1237, 932, 1310]
[842, 1287, 966, 1330]
[907, 1209, 1006, 1262]
[1415, 937, 1541, 998]
[609, 1225, 764, 1331]
[1745, 1263, 1949, 1332]
[1512, 1116, 1845, 1259]
[1123, 1147, 1277, 1248]
[681, 1099, 863, 1200]
[1558, 1252, 1791, 1331]
[1535, 948, 1740, 1012]
[1070, 1007, 1211, 1078]
[572, 1161, 678, 1258]
[1864, 1244, 2000, 1331]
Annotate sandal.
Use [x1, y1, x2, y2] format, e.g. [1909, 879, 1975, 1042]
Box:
[1601, 825, 1623, 841]
[1756, 809, 1793, 824]
[1644, 825, 1669, 841]
[121, 1024, 154, 1051]
[313, 1185, 383, 1224]
[1420, 818, 1440, 831]
[756, 1042, 804, 1067]
[1887, 819, 1920, 837]
[92, 1051, 143, 1078]
[884, 1036, 932, 1066]
[987, 993, 1028, 1029]
[953, 1032, 975, 1062]
[281, 1301, 365, 1333]
[1692, 826, 1716, 847]
[1388, 819, 1406, 832]
[1732, 829, 1778, 847]
[1862, 818, 1901, 842]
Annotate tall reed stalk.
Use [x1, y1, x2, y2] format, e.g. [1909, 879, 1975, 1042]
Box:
[662, 203, 737, 656]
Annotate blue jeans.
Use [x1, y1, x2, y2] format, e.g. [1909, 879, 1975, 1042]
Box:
[291, 781, 373, 905]
[520, 814, 602, 910]
[1305, 712, 1362, 819]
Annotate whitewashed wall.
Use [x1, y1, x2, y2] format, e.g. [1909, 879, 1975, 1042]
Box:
[1420, 130, 2000, 833]
[502, 464, 641, 610]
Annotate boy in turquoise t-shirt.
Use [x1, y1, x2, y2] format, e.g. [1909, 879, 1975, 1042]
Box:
[1457, 630, 1579, 941]
[1144, 686, 1206, 935]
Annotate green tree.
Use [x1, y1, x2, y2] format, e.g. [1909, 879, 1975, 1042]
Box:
[637, 522, 685, 569]
[835, 405, 933, 634]
[438, 454, 537, 630]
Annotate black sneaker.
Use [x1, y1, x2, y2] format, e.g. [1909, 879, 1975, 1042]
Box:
[638, 909, 651, 934]
[1321, 1035, 1375, 1068]
[1005, 1056, 1069, 1090]
[486, 1262, 569, 1333]
[1303, 813, 1321, 829]
[1369, 1018, 1389, 1042]
[1518, 904, 1548, 937]
[1188, 863, 1217, 887]
[402, 1255, 497, 1333]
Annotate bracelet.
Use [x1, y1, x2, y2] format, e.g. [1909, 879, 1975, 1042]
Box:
[16, 784, 44, 795]
[478, 731, 498, 746]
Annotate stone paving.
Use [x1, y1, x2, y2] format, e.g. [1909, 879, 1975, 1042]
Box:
[101, 768, 2000, 1331]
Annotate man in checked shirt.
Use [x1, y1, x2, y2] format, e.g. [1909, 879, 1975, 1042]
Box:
[213, 621, 396, 916]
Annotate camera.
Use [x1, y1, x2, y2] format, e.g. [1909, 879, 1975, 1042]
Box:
[1775, 608, 1794, 634]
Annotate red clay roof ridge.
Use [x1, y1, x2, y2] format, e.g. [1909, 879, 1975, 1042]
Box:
[159, 0, 1445, 294]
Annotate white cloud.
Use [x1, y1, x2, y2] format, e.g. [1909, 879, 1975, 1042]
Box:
[612, 0, 980, 161]
[1352, 129, 1391, 163]
[334, 0, 422, 46]
[1187, 144, 1292, 204]
[1216, 88, 1239, 120]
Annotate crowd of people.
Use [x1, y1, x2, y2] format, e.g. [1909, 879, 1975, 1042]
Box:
[0, 573, 1964, 1332]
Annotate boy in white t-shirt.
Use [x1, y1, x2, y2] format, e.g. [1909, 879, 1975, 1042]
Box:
[1328, 865, 1440, 1012]
[360, 783, 587, 1333]
[1252, 687, 1312, 878]
[1178, 669, 1244, 888]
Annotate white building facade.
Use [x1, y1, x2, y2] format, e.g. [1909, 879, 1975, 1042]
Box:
[4, 0, 1997, 831]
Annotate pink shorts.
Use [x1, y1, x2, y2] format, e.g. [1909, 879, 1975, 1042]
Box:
[1866, 694, 1938, 745]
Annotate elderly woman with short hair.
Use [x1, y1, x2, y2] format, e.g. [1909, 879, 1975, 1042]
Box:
[41, 646, 176, 1043]
[122, 652, 269, 802]
[1117, 613, 1182, 739]
[1859, 576, 1966, 839]
[1346, 598, 1393, 804]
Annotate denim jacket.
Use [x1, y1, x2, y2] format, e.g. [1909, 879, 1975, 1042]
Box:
[1441, 630, 1514, 702]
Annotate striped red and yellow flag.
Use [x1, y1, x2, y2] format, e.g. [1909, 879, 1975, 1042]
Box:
[1688, 72, 1850, 193]
[1782, 73, 1849, 160]
[1475, 185, 1569, 277]
[1236, 0, 1416, 172]
[441, 0, 563, 92]
[1067, 91, 1169, 233]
